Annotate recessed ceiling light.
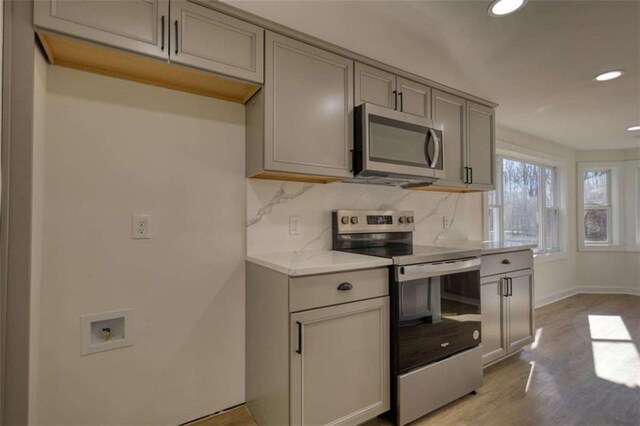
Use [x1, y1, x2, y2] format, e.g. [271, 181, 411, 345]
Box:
[488, 0, 528, 17]
[627, 125, 640, 132]
[594, 70, 625, 81]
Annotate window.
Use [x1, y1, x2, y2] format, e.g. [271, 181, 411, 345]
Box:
[486, 156, 560, 254]
[582, 170, 612, 244]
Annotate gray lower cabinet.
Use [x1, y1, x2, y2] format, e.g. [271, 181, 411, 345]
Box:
[290, 298, 390, 426]
[432, 90, 496, 190]
[246, 32, 354, 180]
[480, 250, 534, 366]
[246, 263, 390, 425]
[34, 0, 264, 83]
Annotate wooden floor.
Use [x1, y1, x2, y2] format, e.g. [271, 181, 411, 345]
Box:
[193, 294, 640, 426]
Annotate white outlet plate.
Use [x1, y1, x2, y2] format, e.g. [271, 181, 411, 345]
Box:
[132, 214, 151, 239]
[289, 215, 302, 236]
[81, 309, 133, 355]
[443, 215, 450, 229]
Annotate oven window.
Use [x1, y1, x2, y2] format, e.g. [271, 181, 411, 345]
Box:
[369, 114, 429, 168]
[400, 272, 479, 323]
[396, 270, 481, 373]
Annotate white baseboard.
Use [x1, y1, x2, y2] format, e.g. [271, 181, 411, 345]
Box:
[535, 286, 640, 308]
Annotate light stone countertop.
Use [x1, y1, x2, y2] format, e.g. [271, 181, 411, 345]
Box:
[246, 250, 392, 276]
[434, 240, 537, 255]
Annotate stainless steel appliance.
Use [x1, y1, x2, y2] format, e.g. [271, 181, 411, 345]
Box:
[332, 210, 483, 425]
[347, 103, 444, 188]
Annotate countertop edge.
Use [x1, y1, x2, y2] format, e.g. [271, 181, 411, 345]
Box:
[246, 256, 393, 277]
[481, 245, 537, 255]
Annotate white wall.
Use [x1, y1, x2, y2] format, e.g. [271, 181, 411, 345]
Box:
[576, 148, 640, 292]
[495, 126, 579, 305]
[30, 64, 246, 425]
[247, 180, 483, 255]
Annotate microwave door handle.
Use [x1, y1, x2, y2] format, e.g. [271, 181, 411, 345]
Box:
[429, 128, 441, 169]
[424, 132, 433, 166]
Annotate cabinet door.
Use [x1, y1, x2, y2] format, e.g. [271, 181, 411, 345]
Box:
[291, 298, 390, 426]
[432, 89, 466, 187]
[171, 1, 264, 83]
[480, 275, 508, 365]
[507, 269, 534, 353]
[397, 77, 431, 118]
[466, 101, 495, 190]
[265, 32, 354, 178]
[34, 0, 169, 60]
[355, 63, 396, 109]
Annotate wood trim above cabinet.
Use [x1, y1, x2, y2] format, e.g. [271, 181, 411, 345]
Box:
[37, 31, 260, 103]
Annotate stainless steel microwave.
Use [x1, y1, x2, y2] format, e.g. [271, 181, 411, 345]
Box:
[349, 103, 444, 187]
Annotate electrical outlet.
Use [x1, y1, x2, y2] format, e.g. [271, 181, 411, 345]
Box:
[443, 215, 450, 229]
[289, 215, 302, 236]
[132, 214, 151, 239]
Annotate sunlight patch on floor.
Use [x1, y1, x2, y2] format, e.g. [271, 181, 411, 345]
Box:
[591, 342, 640, 388]
[588, 315, 632, 340]
[530, 327, 543, 349]
[525, 361, 536, 393]
[588, 314, 639, 388]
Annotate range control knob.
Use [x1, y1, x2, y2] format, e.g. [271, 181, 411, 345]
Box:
[350, 216, 359, 225]
[399, 216, 406, 224]
[407, 216, 414, 224]
[341, 216, 349, 225]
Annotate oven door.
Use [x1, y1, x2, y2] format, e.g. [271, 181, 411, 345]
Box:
[357, 103, 444, 179]
[393, 258, 481, 374]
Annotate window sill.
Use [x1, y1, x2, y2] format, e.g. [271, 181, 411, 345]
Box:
[533, 252, 568, 264]
[579, 245, 640, 253]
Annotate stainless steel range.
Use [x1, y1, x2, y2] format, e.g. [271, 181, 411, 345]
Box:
[332, 210, 483, 425]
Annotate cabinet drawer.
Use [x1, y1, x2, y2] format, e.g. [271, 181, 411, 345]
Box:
[290, 268, 388, 312]
[481, 250, 533, 277]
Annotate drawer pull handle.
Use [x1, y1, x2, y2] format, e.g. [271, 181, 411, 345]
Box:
[337, 282, 353, 291]
[501, 259, 511, 265]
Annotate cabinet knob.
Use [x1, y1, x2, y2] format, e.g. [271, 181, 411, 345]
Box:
[337, 282, 353, 291]
[501, 259, 511, 265]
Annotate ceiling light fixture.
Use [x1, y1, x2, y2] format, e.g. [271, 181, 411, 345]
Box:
[594, 70, 625, 81]
[488, 0, 528, 17]
[627, 125, 640, 132]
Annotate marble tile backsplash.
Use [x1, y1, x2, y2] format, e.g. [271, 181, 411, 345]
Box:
[247, 179, 484, 255]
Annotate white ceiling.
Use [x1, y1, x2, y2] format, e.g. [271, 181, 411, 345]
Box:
[225, 0, 640, 151]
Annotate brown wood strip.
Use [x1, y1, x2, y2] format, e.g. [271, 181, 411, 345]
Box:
[37, 31, 260, 104]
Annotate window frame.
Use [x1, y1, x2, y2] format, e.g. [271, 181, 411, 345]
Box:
[577, 162, 622, 251]
[485, 153, 562, 256]
[581, 168, 613, 245]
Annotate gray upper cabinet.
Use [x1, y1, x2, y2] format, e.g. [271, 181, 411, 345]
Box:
[431, 92, 496, 191]
[466, 101, 495, 190]
[171, 1, 264, 83]
[247, 31, 354, 180]
[397, 77, 431, 119]
[432, 89, 466, 187]
[354, 63, 431, 118]
[35, 0, 264, 83]
[355, 63, 396, 109]
[34, 0, 169, 59]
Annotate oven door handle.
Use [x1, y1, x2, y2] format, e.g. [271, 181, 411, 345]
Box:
[396, 258, 481, 282]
